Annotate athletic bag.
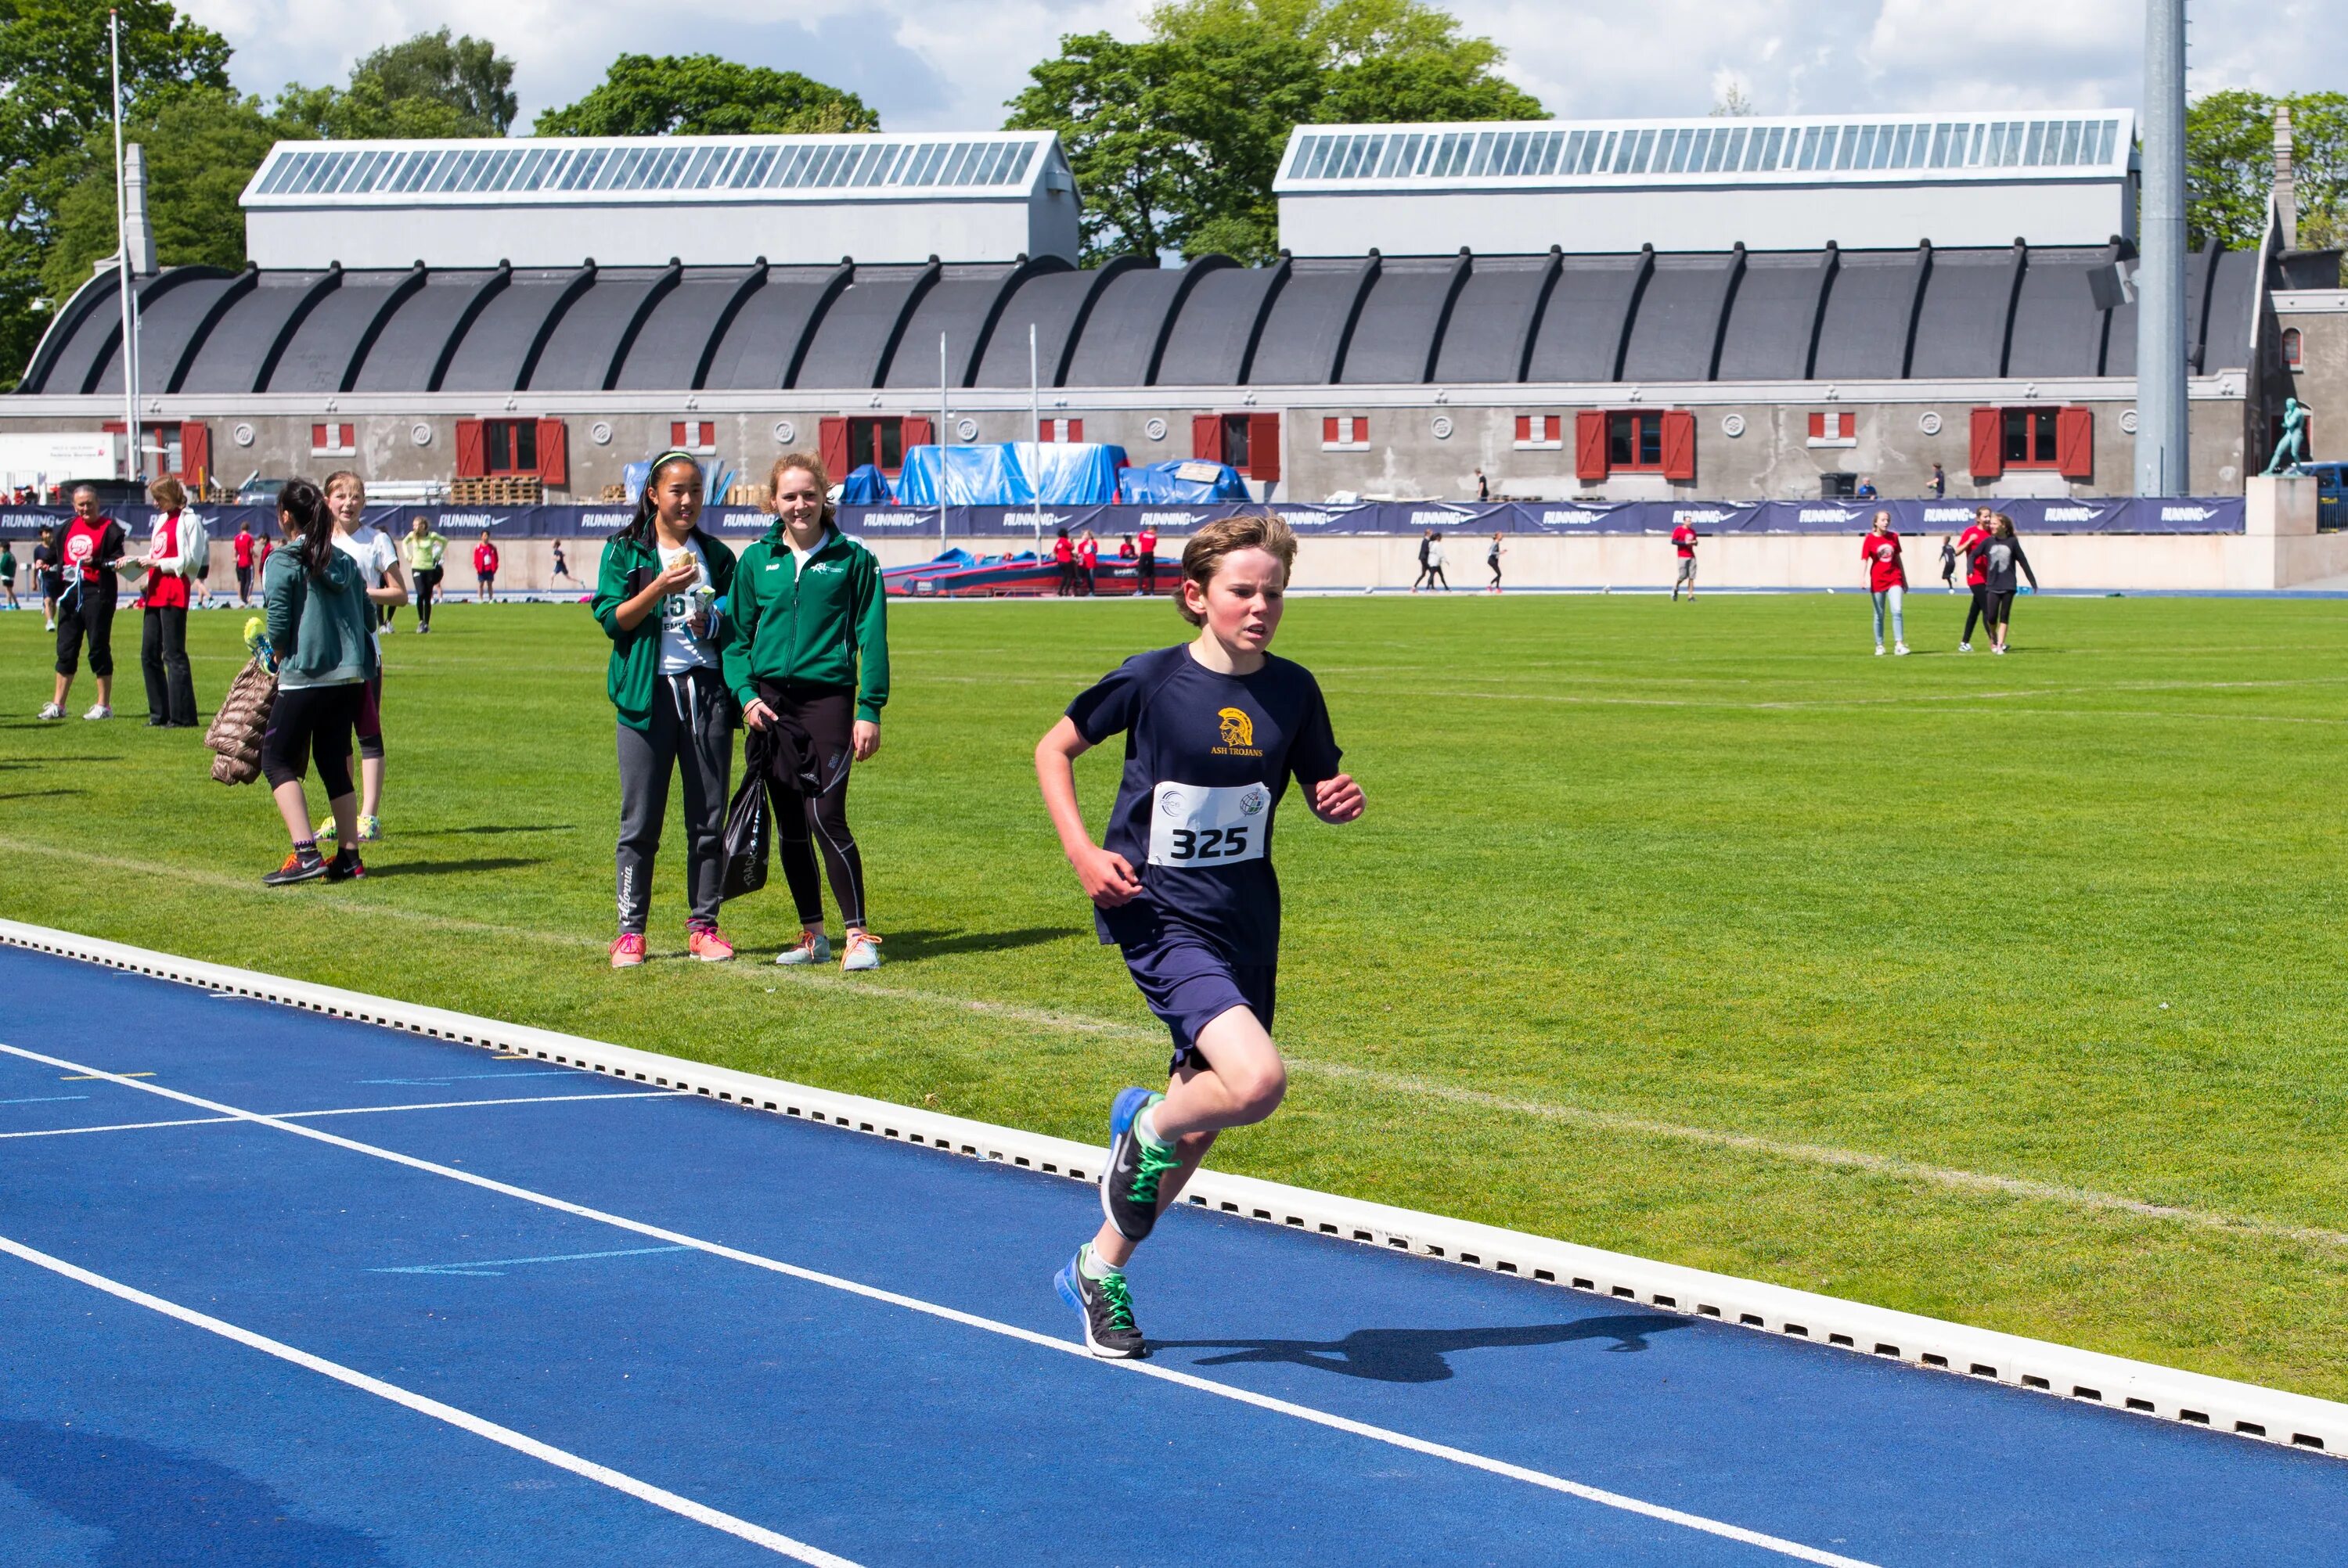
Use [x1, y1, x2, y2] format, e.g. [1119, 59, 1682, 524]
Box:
[720, 725, 772, 899]
[204, 654, 278, 786]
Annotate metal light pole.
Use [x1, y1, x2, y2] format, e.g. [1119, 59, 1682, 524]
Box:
[2134, 0, 2188, 496]
[938, 332, 950, 546]
[1030, 322, 1043, 545]
[110, 9, 142, 484]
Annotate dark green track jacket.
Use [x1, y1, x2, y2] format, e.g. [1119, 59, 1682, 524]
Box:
[721, 523, 889, 722]
[592, 528, 738, 731]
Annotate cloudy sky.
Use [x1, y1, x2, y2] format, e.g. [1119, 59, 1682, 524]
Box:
[178, 0, 2347, 132]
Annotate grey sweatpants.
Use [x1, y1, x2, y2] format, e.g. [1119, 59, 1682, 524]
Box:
[615, 670, 732, 934]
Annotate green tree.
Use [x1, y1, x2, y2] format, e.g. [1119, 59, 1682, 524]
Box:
[351, 27, 516, 134]
[0, 0, 232, 387]
[272, 74, 488, 141]
[2185, 88, 2348, 255]
[1008, 0, 1540, 265]
[535, 54, 878, 137]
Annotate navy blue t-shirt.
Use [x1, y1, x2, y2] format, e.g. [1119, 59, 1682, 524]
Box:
[1067, 644, 1343, 962]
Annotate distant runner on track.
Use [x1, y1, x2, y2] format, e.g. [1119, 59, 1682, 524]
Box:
[1035, 513, 1364, 1358]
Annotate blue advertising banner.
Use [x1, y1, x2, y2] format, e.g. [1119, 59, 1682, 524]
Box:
[0, 495, 2246, 541]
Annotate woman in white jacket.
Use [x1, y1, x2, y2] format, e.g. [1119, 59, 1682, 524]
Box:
[131, 475, 207, 727]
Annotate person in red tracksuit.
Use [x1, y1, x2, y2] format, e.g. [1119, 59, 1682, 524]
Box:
[1954, 505, 1995, 652]
[474, 531, 500, 601]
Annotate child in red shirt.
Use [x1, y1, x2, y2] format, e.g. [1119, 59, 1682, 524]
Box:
[473, 532, 499, 601]
[1955, 506, 1994, 651]
[1669, 522, 1698, 601]
[1860, 509, 1907, 656]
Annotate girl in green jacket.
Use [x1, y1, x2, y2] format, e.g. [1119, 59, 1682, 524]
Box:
[723, 453, 890, 972]
[592, 451, 739, 968]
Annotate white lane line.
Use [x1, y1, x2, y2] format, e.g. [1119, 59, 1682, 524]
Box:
[0, 1091, 682, 1140]
[373, 1245, 693, 1277]
[0, 1041, 1878, 1568]
[0, 1232, 860, 1567]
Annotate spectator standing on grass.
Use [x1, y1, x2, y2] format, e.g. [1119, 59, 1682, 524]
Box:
[257, 479, 373, 886]
[596, 449, 739, 969]
[315, 473, 409, 848]
[41, 487, 124, 721]
[1955, 505, 1995, 651]
[473, 531, 499, 601]
[1486, 530, 1505, 594]
[1861, 509, 1909, 656]
[402, 516, 448, 632]
[0, 539, 16, 611]
[34, 525, 59, 630]
[1136, 523, 1158, 596]
[1982, 515, 2038, 656]
[130, 475, 207, 726]
[1938, 534, 1957, 592]
[726, 452, 891, 976]
[1053, 529, 1079, 596]
[232, 522, 257, 604]
[1929, 462, 1946, 500]
[1079, 529, 1101, 595]
[1670, 519, 1698, 600]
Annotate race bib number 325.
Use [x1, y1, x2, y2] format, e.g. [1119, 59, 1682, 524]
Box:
[1148, 781, 1271, 867]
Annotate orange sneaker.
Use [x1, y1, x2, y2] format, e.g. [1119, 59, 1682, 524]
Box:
[686, 926, 735, 962]
[609, 933, 646, 969]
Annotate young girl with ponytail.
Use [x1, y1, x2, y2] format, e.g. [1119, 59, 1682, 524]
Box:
[593, 451, 739, 967]
[258, 479, 376, 884]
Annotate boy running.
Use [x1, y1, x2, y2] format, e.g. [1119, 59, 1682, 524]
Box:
[1035, 514, 1364, 1358]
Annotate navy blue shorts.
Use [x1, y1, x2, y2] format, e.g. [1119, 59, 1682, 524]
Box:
[1119, 922, 1276, 1077]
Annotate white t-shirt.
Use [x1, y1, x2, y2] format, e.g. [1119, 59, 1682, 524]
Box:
[333, 526, 399, 651]
[657, 539, 715, 674]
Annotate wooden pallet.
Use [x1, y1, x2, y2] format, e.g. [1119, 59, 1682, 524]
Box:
[447, 476, 544, 505]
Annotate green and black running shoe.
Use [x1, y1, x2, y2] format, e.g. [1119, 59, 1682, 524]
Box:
[1102, 1087, 1181, 1242]
[1054, 1250, 1147, 1358]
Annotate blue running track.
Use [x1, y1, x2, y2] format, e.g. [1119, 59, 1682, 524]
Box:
[0, 942, 2339, 1566]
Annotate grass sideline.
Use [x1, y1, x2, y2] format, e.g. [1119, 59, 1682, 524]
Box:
[2, 590, 2344, 1401]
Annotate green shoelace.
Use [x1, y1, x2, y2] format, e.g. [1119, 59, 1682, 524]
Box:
[1096, 1270, 1136, 1331]
[1126, 1137, 1183, 1208]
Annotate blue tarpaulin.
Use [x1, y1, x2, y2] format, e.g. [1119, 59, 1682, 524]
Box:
[838, 464, 892, 504]
[895, 444, 1033, 505]
[1118, 459, 1250, 503]
[1025, 443, 1129, 504]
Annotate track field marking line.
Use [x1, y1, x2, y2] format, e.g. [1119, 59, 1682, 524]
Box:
[0, 1095, 88, 1106]
[61, 1070, 151, 1080]
[0, 1090, 682, 1140]
[371, 1245, 694, 1277]
[0, 1041, 1878, 1567]
[0, 1233, 860, 1566]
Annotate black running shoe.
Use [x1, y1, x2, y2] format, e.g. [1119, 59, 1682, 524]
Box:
[263, 847, 327, 886]
[1055, 1251, 1147, 1358]
[1101, 1087, 1180, 1243]
[325, 847, 366, 882]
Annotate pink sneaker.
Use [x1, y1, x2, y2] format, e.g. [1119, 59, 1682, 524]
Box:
[608, 933, 646, 969]
[687, 926, 736, 962]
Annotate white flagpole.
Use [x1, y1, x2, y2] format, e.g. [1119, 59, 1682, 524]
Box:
[1029, 322, 1042, 546]
[111, 9, 141, 484]
[938, 332, 949, 547]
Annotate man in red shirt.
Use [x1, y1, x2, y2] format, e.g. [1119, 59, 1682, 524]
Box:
[42, 486, 124, 721]
[1052, 530, 1078, 597]
[1135, 524, 1158, 595]
[232, 523, 257, 604]
[473, 531, 499, 602]
[1954, 505, 1994, 652]
[1669, 520, 1699, 601]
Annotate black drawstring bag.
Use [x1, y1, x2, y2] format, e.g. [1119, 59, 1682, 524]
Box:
[721, 725, 772, 900]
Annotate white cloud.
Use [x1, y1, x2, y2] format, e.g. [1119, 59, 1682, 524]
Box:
[176, 0, 2348, 135]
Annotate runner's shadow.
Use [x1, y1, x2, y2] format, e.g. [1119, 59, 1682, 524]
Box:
[0, 1418, 394, 1566]
[366, 857, 542, 877]
[878, 926, 1083, 960]
[420, 823, 577, 836]
[1154, 1315, 1684, 1383]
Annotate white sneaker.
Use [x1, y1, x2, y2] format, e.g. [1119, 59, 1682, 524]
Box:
[775, 931, 831, 966]
[37, 701, 62, 720]
[841, 931, 882, 972]
[1894, 642, 1910, 656]
[81, 703, 111, 721]
[1874, 644, 1885, 656]
[1957, 642, 1972, 653]
[1993, 646, 2008, 656]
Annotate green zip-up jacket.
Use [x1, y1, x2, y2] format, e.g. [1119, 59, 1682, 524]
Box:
[721, 523, 889, 722]
[264, 547, 377, 690]
[592, 528, 738, 731]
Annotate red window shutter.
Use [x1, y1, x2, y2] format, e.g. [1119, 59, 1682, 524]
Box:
[1808, 412, 1824, 439]
[312, 423, 328, 449]
[455, 419, 487, 478]
[536, 418, 568, 487]
[1192, 414, 1223, 462]
[1514, 415, 1530, 442]
[818, 417, 851, 477]
[1039, 419, 1054, 442]
[1659, 410, 1696, 481]
[1247, 413, 1281, 481]
[2054, 405, 2093, 481]
[1968, 407, 2003, 480]
[671, 421, 688, 448]
[176, 421, 208, 483]
[1068, 419, 1083, 441]
[1574, 411, 1608, 480]
[1355, 416, 1368, 443]
[1323, 416, 1339, 444]
[902, 416, 934, 451]
[1838, 412, 1855, 439]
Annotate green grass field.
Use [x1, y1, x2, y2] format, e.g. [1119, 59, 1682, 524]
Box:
[3, 587, 2345, 1400]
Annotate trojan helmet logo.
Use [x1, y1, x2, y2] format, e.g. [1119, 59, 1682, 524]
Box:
[1216, 707, 1255, 748]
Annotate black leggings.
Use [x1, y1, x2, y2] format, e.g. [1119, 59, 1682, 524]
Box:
[140, 605, 197, 725]
[1057, 561, 1079, 596]
[1136, 554, 1155, 595]
[758, 682, 866, 930]
[54, 587, 116, 677]
[261, 682, 362, 800]
[1986, 591, 2017, 634]
[1963, 585, 1991, 642]
[413, 566, 441, 627]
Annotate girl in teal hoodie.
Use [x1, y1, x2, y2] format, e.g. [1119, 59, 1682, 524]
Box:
[259, 479, 376, 885]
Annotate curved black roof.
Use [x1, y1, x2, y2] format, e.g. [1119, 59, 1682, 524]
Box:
[16, 243, 2259, 397]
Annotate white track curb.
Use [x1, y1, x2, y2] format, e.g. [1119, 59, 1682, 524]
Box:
[4, 916, 2341, 1460]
